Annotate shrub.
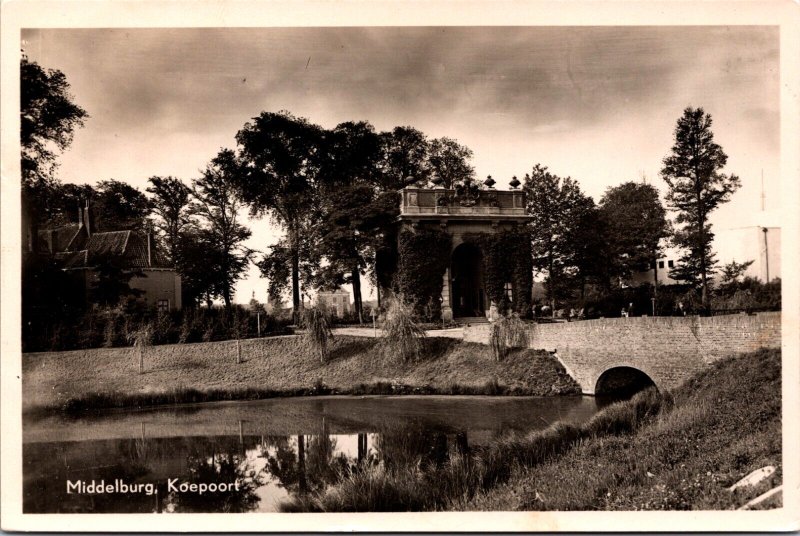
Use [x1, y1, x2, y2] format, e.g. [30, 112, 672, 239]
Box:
[381, 297, 425, 362]
[302, 306, 334, 363]
[127, 322, 154, 374]
[489, 313, 529, 361]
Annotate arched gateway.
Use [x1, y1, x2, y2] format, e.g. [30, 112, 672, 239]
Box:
[398, 185, 532, 322]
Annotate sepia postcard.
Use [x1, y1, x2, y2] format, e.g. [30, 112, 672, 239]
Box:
[2, 0, 799, 532]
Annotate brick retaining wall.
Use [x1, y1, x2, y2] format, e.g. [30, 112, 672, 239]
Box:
[463, 312, 781, 394]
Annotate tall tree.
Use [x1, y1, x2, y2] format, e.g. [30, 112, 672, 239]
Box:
[233, 111, 325, 322]
[317, 186, 398, 323]
[316, 121, 399, 322]
[599, 182, 670, 291]
[426, 137, 475, 188]
[20, 57, 88, 252]
[191, 150, 253, 308]
[379, 126, 431, 189]
[93, 179, 151, 231]
[566, 196, 609, 299]
[146, 176, 191, 262]
[661, 107, 741, 311]
[257, 229, 322, 310]
[522, 164, 592, 310]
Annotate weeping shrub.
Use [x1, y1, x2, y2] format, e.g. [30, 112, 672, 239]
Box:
[127, 322, 153, 374]
[302, 306, 334, 363]
[381, 297, 426, 362]
[489, 313, 529, 361]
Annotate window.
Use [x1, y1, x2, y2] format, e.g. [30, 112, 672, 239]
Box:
[157, 299, 169, 313]
[658, 261, 665, 269]
[668, 260, 674, 268]
[504, 282, 513, 302]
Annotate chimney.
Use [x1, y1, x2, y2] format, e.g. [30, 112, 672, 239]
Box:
[146, 227, 153, 266]
[83, 200, 92, 236]
[77, 205, 84, 228]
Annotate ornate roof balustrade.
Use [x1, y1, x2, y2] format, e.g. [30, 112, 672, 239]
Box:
[398, 187, 529, 222]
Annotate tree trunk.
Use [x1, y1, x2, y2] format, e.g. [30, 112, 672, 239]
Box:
[291, 231, 301, 324]
[352, 267, 363, 324]
[653, 251, 659, 296]
[695, 170, 709, 314]
[222, 282, 231, 310]
[548, 252, 555, 316]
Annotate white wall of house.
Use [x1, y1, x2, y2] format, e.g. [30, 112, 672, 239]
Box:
[130, 269, 183, 311]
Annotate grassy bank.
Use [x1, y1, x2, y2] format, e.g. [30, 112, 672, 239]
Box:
[279, 348, 781, 512]
[22, 335, 579, 414]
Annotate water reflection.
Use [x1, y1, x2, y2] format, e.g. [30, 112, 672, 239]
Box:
[23, 395, 600, 513]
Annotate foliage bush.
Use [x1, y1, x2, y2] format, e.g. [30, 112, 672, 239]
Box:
[302, 306, 334, 363]
[711, 277, 781, 313]
[25, 303, 292, 352]
[489, 313, 529, 361]
[559, 277, 780, 319]
[381, 297, 426, 362]
[395, 228, 451, 320]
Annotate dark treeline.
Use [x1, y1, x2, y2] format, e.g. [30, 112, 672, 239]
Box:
[21, 56, 779, 353]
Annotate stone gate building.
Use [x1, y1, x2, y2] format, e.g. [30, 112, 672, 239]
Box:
[398, 185, 531, 322]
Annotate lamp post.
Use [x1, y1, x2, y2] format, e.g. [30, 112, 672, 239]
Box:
[762, 227, 770, 282]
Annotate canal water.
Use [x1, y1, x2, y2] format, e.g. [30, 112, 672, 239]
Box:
[23, 395, 600, 513]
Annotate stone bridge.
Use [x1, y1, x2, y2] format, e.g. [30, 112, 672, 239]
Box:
[464, 312, 781, 395]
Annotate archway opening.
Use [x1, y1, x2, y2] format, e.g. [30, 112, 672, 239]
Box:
[595, 367, 656, 404]
[451, 243, 485, 318]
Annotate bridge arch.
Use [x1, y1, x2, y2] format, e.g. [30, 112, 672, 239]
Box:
[594, 366, 657, 399]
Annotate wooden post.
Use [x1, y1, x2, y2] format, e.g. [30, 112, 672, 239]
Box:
[139, 344, 144, 374]
[257, 312, 261, 337]
[236, 339, 242, 364]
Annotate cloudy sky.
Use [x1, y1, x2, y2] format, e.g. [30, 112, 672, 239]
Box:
[22, 26, 779, 303]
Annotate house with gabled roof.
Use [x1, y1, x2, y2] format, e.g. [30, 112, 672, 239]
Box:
[38, 202, 182, 311]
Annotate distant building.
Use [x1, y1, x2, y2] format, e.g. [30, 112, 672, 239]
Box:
[631, 225, 781, 287]
[38, 203, 182, 311]
[629, 247, 682, 287]
[316, 288, 351, 318]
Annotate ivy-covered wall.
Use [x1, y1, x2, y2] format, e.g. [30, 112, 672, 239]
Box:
[462, 230, 532, 318]
[395, 227, 452, 320]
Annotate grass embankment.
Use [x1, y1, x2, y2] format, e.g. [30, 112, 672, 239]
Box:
[280, 348, 781, 512]
[22, 335, 579, 414]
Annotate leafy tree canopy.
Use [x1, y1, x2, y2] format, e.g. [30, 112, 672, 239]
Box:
[599, 182, 670, 281]
[661, 107, 741, 308]
[146, 176, 191, 261]
[21, 58, 88, 189]
[93, 179, 151, 232]
[190, 149, 253, 308]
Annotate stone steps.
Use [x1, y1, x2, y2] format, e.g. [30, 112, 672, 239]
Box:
[455, 316, 489, 325]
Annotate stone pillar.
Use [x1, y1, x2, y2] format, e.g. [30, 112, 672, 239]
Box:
[487, 301, 499, 321]
[441, 267, 453, 322]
